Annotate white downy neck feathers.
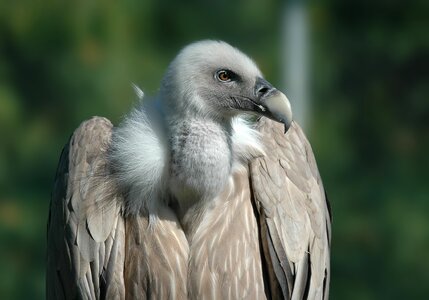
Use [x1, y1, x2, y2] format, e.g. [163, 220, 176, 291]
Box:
[109, 86, 264, 217]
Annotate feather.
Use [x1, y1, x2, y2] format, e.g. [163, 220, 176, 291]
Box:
[131, 83, 145, 100]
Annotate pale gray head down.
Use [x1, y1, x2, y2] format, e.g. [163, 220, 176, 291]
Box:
[160, 40, 292, 128]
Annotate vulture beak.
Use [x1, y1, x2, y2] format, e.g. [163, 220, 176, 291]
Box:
[253, 77, 293, 132]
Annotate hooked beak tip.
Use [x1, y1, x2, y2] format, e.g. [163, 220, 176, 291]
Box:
[263, 91, 293, 132]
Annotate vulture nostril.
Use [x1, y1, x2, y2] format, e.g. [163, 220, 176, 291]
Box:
[254, 77, 274, 98]
[258, 87, 269, 96]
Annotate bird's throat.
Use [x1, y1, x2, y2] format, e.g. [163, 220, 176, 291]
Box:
[168, 118, 233, 219]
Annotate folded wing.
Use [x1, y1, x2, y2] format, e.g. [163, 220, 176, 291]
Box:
[47, 117, 125, 300]
[250, 118, 331, 300]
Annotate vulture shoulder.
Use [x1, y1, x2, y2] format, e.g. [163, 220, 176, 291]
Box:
[251, 118, 331, 300]
[47, 117, 126, 300]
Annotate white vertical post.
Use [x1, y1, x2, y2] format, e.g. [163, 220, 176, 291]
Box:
[282, 0, 310, 131]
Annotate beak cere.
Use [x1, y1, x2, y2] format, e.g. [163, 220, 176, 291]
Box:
[254, 77, 293, 132]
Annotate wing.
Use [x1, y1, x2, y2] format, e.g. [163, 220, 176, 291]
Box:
[47, 117, 126, 300]
[250, 118, 331, 300]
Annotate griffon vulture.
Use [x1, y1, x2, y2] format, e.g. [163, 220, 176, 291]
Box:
[47, 40, 331, 299]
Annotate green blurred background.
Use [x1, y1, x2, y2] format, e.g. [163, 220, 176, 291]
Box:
[1, 0, 428, 299]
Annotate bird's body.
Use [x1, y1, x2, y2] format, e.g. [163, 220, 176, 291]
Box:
[47, 41, 331, 299]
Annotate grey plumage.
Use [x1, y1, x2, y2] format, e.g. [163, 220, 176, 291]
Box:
[47, 40, 331, 299]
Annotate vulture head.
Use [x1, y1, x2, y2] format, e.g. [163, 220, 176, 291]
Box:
[160, 40, 292, 129]
[110, 40, 295, 215]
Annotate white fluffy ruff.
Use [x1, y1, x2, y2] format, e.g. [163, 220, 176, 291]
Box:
[110, 105, 167, 216]
[231, 117, 265, 170]
[110, 109, 264, 216]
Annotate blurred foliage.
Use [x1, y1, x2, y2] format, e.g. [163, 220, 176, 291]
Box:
[0, 0, 428, 299]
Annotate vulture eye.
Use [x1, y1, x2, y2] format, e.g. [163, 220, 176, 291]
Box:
[216, 70, 234, 82]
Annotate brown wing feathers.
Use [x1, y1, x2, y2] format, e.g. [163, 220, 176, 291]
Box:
[47, 117, 125, 300]
[250, 118, 331, 300]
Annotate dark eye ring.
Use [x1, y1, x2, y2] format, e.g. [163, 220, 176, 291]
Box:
[216, 70, 233, 82]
